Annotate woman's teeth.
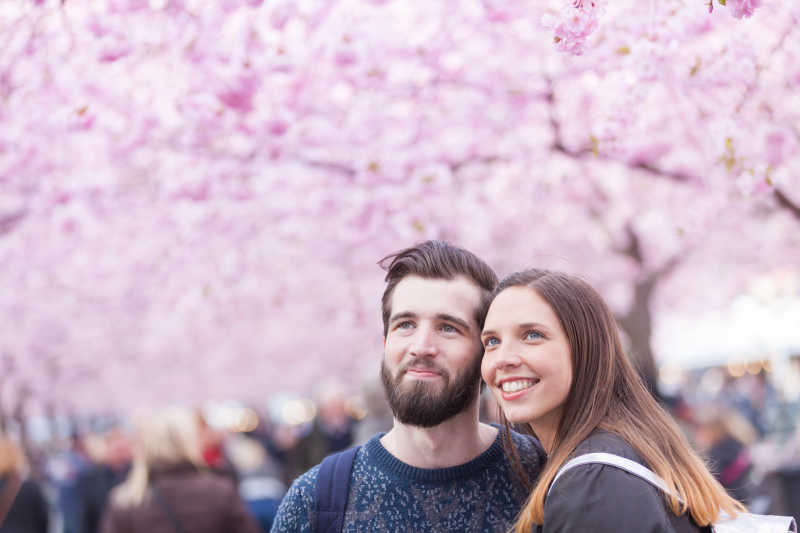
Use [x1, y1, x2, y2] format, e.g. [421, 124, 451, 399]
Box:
[501, 379, 537, 392]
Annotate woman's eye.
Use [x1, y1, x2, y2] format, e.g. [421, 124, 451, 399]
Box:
[483, 337, 499, 347]
[524, 330, 543, 341]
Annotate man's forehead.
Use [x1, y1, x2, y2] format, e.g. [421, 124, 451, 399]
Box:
[389, 275, 482, 325]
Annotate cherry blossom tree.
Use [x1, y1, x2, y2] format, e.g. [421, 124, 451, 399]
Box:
[1, 0, 798, 416]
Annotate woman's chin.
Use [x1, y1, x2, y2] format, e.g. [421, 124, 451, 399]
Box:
[502, 411, 533, 426]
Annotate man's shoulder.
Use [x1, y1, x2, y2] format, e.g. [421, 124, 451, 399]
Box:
[505, 426, 547, 469]
[284, 462, 322, 502]
[270, 464, 321, 533]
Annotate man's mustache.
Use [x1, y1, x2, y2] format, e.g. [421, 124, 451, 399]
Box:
[398, 359, 448, 378]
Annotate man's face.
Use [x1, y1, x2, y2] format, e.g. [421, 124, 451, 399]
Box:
[381, 275, 484, 427]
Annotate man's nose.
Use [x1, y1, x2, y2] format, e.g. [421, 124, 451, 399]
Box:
[409, 325, 438, 358]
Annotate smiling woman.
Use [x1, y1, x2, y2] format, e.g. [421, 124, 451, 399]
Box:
[481, 269, 748, 533]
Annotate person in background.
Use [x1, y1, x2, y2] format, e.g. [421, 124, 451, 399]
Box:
[352, 376, 393, 446]
[100, 406, 260, 533]
[76, 429, 131, 533]
[226, 432, 287, 532]
[0, 434, 49, 533]
[197, 411, 239, 482]
[48, 431, 91, 533]
[301, 382, 357, 467]
[692, 406, 757, 505]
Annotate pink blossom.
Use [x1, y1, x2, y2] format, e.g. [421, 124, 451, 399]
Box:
[727, 0, 761, 19]
[542, 0, 603, 55]
[216, 75, 259, 113]
[0, 0, 797, 409]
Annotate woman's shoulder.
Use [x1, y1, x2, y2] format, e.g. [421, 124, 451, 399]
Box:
[546, 431, 708, 532]
[570, 429, 642, 462]
[543, 432, 671, 530]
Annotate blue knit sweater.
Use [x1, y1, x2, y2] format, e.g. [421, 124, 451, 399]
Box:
[271, 428, 544, 533]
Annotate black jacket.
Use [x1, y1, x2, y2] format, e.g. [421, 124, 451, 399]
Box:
[534, 431, 711, 533]
[76, 464, 128, 533]
[0, 477, 49, 533]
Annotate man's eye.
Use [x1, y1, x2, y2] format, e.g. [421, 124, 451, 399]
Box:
[524, 330, 543, 341]
[397, 321, 414, 329]
[483, 337, 499, 347]
[440, 324, 457, 333]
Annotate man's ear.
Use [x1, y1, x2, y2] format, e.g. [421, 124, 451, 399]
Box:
[383, 337, 386, 346]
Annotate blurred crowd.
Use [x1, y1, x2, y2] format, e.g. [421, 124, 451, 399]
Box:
[1, 361, 799, 532]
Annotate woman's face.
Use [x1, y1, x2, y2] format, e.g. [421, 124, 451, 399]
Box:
[481, 286, 572, 448]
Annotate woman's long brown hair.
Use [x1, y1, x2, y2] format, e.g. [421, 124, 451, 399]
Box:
[492, 270, 745, 532]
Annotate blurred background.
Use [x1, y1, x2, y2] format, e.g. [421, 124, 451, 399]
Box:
[1, 0, 799, 531]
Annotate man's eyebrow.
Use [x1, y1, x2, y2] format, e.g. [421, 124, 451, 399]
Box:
[436, 313, 471, 331]
[389, 311, 417, 323]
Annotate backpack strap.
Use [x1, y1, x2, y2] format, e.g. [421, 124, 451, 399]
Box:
[548, 452, 683, 503]
[315, 445, 360, 533]
[151, 482, 189, 533]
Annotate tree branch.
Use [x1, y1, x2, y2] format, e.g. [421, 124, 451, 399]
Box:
[545, 82, 693, 183]
[0, 208, 27, 236]
[774, 187, 800, 222]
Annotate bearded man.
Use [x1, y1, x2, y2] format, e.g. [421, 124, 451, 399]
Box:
[271, 241, 544, 533]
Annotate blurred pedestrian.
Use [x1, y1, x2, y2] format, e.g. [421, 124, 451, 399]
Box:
[75, 429, 132, 533]
[47, 432, 91, 533]
[352, 376, 392, 446]
[197, 410, 238, 482]
[302, 383, 356, 466]
[100, 406, 260, 533]
[226, 433, 286, 532]
[0, 434, 49, 533]
[693, 406, 757, 504]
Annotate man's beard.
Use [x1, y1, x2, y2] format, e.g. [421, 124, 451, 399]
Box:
[380, 354, 482, 428]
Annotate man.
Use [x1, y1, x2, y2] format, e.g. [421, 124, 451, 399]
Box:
[76, 429, 131, 533]
[271, 241, 544, 532]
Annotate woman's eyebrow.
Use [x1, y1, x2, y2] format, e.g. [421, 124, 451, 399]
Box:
[517, 322, 548, 331]
[482, 322, 550, 337]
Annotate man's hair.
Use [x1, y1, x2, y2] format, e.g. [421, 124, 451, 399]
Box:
[378, 240, 498, 336]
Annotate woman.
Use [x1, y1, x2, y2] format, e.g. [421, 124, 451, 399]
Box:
[100, 407, 260, 533]
[692, 406, 757, 504]
[0, 434, 49, 533]
[480, 269, 745, 532]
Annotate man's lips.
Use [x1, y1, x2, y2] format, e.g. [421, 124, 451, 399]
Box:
[404, 367, 442, 378]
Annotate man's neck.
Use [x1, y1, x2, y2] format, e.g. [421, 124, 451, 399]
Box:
[380, 403, 498, 469]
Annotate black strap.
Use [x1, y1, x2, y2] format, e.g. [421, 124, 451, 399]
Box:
[151, 483, 188, 533]
[314, 446, 360, 533]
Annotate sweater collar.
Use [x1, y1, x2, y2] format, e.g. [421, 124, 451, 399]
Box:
[363, 429, 504, 483]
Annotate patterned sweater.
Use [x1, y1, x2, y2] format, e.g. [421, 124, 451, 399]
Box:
[271, 428, 544, 533]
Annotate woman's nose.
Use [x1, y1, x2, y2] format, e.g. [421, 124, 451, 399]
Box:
[489, 343, 522, 369]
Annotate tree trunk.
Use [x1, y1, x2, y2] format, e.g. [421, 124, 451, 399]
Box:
[617, 276, 660, 398]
